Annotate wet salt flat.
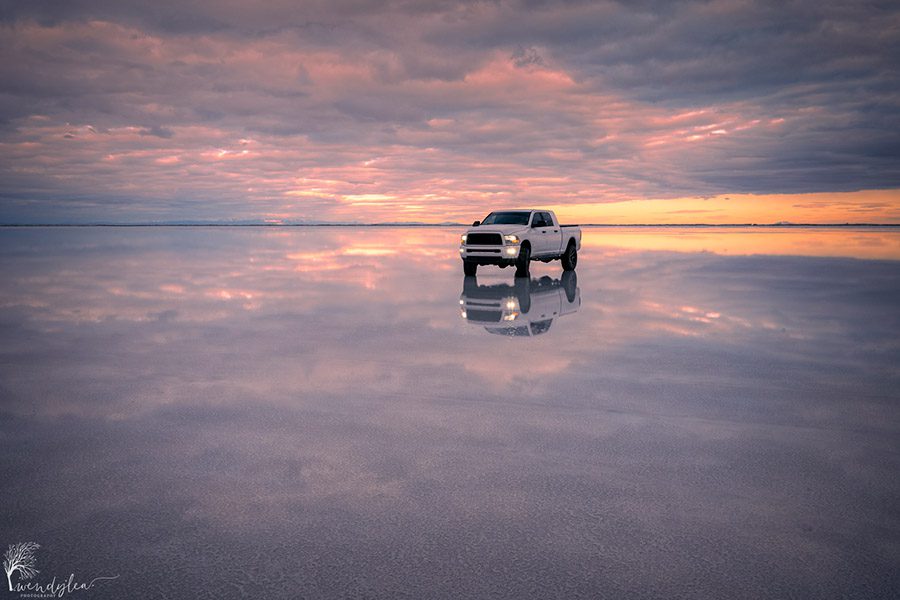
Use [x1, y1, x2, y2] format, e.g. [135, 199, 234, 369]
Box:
[1, 226, 899, 599]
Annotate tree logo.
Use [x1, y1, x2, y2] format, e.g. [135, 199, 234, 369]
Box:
[3, 542, 39, 592]
[3, 542, 118, 596]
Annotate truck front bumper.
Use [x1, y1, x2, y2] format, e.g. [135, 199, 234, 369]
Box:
[459, 244, 520, 264]
[459, 296, 523, 323]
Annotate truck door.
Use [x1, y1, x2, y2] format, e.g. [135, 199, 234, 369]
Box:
[539, 211, 560, 255]
[531, 211, 554, 255]
[530, 280, 562, 321]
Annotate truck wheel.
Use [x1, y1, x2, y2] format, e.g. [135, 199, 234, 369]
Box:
[562, 270, 578, 303]
[514, 277, 531, 314]
[463, 260, 477, 276]
[463, 275, 478, 295]
[561, 241, 577, 271]
[515, 244, 531, 277]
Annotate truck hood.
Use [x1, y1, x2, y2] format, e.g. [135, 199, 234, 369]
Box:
[465, 224, 528, 236]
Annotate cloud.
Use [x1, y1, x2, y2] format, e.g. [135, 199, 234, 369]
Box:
[0, 1, 898, 222]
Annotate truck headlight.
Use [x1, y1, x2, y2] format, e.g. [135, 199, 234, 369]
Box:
[503, 235, 519, 244]
[460, 234, 467, 244]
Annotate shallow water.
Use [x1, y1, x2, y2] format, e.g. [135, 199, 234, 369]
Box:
[1, 227, 899, 599]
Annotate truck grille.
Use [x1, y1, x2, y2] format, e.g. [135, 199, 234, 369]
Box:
[466, 309, 502, 322]
[466, 233, 502, 245]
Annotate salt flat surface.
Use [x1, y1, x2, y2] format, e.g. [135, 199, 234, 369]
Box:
[1, 227, 898, 599]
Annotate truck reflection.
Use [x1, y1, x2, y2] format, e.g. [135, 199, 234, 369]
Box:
[459, 272, 581, 337]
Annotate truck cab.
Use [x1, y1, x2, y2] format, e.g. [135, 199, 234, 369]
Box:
[459, 210, 582, 277]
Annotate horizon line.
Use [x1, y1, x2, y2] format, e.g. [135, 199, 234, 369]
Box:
[2, 222, 899, 228]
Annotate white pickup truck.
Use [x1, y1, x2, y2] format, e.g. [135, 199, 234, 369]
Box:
[460, 272, 581, 337]
[459, 210, 581, 276]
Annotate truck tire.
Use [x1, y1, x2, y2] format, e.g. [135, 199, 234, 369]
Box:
[463, 275, 478, 295]
[515, 244, 531, 277]
[562, 270, 578, 303]
[561, 241, 577, 271]
[463, 260, 477, 276]
[514, 277, 531, 314]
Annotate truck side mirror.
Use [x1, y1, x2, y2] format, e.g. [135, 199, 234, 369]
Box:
[472, 220, 480, 227]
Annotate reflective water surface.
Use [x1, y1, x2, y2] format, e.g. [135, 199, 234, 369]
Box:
[1, 227, 899, 599]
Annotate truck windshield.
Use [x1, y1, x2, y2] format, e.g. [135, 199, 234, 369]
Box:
[481, 212, 530, 225]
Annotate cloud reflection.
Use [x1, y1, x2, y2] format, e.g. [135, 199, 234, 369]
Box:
[1, 227, 899, 597]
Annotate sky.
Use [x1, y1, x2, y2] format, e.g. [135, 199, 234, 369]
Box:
[1, 0, 899, 224]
